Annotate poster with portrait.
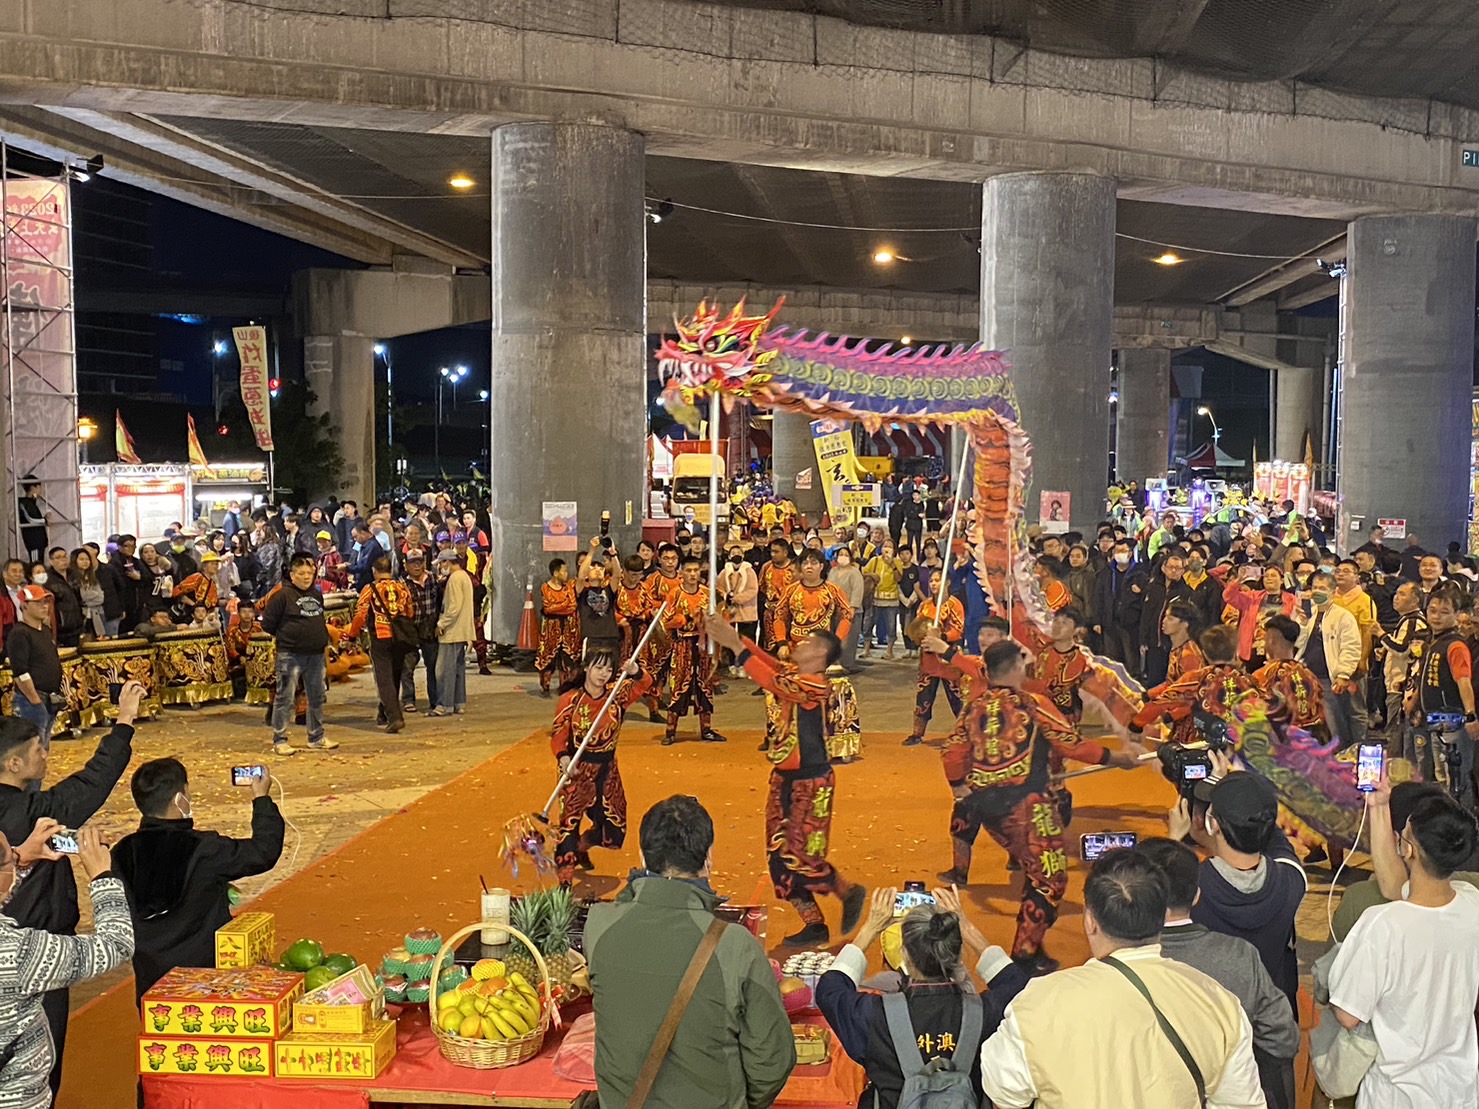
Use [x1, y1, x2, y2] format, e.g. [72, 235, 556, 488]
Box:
[1039, 491, 1070, 534]
[542, 501, 578, 551]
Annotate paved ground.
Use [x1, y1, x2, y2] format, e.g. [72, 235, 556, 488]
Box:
[51, 646, 1354, 1008]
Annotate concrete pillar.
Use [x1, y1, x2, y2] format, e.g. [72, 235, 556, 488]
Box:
[304, 334, 375, 504]
[1273, 364, 1321, 462]
[770, 410, 826, 525]
[981, 173, 1116, 532]
[1115, 348, 1171, 485]
[1337, 214, 1477, 551]
[487, 123, 647, 642]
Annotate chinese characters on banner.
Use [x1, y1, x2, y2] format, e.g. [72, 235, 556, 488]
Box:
[542, 501, 578, 551]
[232, 326, 274, 451]
[810, 421, 861, 513]
[1252, 461, 1311, 514]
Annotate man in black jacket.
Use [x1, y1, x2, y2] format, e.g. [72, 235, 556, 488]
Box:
[0, 678, 143, 1097]
[1091, 539, 1147, 671]
[259, 554, 337, 755]
[1139, 551, 1194, 685]
[111, 758, 284, 1002]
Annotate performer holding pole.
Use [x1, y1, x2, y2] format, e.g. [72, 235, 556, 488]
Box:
[542, 605, 664, 885]
[707, 613, 867, 947]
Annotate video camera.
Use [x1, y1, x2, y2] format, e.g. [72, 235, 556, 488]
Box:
[1155, 708, 1233, 801]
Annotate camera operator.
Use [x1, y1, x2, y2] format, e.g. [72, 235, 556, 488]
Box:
[575, 540, 619, 655]
[6, 584, 65, 746]
[1168, 751, 1306, 1014]
[815, 886, 1029, 1109]
[1138, 837, 1299, 1109]
[0, 679, 143, 1098]
[1328, 772, 1479, 1105]
[110, 759, 284, 1002]
[0, 824, 134, 1109]
[1406, 583, 1478, 809]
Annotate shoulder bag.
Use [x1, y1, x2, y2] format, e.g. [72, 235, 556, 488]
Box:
[1103, 955, 1207, 1109]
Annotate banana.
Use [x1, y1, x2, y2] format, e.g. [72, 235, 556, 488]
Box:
[489, 999, 531, 1035]
[505, 992, 539, 1025]
[509, 971, 535, 995]
[485, 1009, 520, 1039]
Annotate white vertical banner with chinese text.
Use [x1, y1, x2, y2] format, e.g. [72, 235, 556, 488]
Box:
[232, 326, 274, 451]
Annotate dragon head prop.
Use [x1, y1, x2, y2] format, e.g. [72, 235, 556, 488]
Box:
[656, 298, 783, 398]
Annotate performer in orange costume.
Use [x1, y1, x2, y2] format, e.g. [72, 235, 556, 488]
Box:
[1252, 614, 1330, 742]
[706, 613, 867, 947]
[756, 538, 799, 652]
[902, 569, 966, 746]
[549, 646, 650, 886]
[938, 639, 1139, 972]
[535, 557, 581, 695]
[658, 555, 724, 745]
[769, 548, 850, 651]
[1132, 625, 1258, 745]
[1163, 600, 1207, 683]
[614, 553, 662, 720]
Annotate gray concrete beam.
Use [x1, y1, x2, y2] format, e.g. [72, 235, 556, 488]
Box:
[1221, 235, 1346, 306]
[2, 0, 1479, 220]
[1277, 278, 1342, 311]
[48, 108, 487, 268]
[0, 106, 400, 264]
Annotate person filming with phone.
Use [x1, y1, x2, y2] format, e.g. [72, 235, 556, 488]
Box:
[0, 678, 144, 1100]
[815, 885, 1029, 1109]
[0, 823, 134, 1109]
[1405, 583, 1479, 809]
[111, 759, 284, 1002]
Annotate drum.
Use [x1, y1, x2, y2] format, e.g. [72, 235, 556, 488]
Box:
[0, 664, 68, 741]
[154, 628, 232, 705]
[324, 592, 366, 665]
[58, 647, 95, 732]
[79, 637, 161, 722]
[245, 633, 276, 705]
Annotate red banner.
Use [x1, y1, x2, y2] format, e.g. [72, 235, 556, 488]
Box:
[232, 325, 274, 451]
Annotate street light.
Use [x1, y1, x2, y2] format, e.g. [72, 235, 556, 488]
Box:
[435, 365, 470, 477]
[374, 343, 394, 453]
[77, 416, 97, 464]
[1197, 404, 1221, 447]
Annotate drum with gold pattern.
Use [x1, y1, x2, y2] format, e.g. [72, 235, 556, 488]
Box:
[245, 632, 276, 705]
[57, 647, 96, 732]
[154, 628, 232, 705]
[0, 664, 68, 741]
[79, 637, 161, 722]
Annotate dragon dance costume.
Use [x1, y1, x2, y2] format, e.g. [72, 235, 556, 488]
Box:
[766, 578, 857, 759]
[905, 596, 966, 744]
[737, 637, 862, 935]
[757, 559, 799, 651]
[658, 584, 719, 743]
[1166, 638, 1206, 684]
[549, 669, 653, 885]
[942, 682, 1113, 959]
[615, 575, 661, 717]
[535, 579, 581, 693]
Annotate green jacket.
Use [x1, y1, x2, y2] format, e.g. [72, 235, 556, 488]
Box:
[584, 875, 795, 1109]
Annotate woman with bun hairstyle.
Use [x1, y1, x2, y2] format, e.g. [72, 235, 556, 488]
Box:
[815, 886, 1031, 1109]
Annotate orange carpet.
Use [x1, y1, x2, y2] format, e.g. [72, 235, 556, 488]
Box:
[62, 722, 1236, 1108]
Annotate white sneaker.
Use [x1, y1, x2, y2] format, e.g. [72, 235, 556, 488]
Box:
[307, 737, 340, 751]
[272, 740, 297, 756]
[429, 707, 450, 717]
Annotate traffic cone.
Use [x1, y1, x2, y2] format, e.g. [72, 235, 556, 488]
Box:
[516, 575, 538, 651]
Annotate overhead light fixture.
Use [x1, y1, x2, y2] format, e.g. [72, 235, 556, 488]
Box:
[872, 248, 897, 265]
[646, 198, 675, 224]
[373, 343, 386, 356]
[900, 335, 912, 344]
[448, 173, 475, 189]
[1154, 252, 1184, 266]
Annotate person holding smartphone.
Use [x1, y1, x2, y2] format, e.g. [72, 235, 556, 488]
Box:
[1407, 583, 1479, 808]
[0, 678, 143, 1100]
[110, 759, 283, 1002]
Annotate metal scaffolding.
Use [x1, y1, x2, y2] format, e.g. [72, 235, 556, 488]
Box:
[1, 144, 81, 559]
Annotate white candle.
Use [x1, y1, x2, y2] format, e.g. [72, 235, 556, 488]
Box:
[481, 888, 510, 945]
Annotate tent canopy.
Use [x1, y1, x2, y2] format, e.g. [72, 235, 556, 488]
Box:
[1182, 440, 1245, 469]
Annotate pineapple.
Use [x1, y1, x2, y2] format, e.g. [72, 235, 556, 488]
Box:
[507, 888, 582, 995]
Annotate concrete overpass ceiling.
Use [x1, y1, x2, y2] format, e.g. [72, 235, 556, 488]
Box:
[700, 0, 1479, 110]
[77, 116, 1342, 308]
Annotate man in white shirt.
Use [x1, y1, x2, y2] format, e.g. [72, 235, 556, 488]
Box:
[1329, 773, 1479, 1109]
[980, 849, 1265, 1109]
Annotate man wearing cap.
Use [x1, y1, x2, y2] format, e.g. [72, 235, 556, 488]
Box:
[170, 552, 220, 623]
[313, 530, 347, 592]
[398, 548, 440, 714]
[1169, 754, 1306, 1013]
[433, 550, 475, 715]
[452, 531, 493, 676]
[7, 584, 65, 743]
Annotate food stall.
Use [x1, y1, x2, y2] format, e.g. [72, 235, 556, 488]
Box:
[191, 461, 271, 529]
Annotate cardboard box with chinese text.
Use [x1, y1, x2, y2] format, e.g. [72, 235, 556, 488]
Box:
[141, 966, 302, 1038]
[215, 911, 275, 969]
[273, 1018, 397, 1080]
[138, 1036, 274, 1077]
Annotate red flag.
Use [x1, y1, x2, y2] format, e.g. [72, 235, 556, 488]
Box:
[115, 410, 141, 464]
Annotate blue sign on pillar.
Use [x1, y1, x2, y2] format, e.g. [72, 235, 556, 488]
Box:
[1464, 149, 1479, 168]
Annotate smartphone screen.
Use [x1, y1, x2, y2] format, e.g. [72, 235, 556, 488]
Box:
[1356, 744, 1385, 792]
[48, 832, 79, 855]
[231, 765, 266, 787]
[1081, 832, 1138, 861]
[894, 889, 935, 914]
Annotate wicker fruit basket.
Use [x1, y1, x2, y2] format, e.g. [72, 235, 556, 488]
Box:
[430, 923, 558, 1069]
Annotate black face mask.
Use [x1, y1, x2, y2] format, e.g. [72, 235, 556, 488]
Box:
[729, 557, 742, 566]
